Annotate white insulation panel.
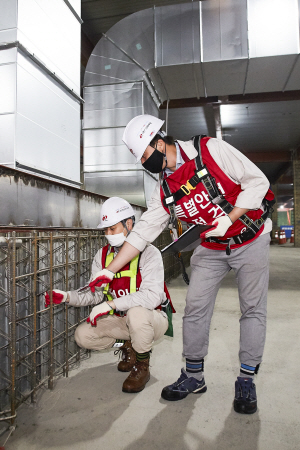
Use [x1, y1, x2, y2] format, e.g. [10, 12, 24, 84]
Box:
[17, 0, 81, 94]
[15, 53, 80, 183]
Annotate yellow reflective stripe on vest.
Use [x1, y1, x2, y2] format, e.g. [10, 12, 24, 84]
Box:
[103, 251, 139, 299]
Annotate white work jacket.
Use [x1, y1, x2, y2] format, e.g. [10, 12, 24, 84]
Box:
[68, 244, 166, 312]
[126, 138, 272, 252]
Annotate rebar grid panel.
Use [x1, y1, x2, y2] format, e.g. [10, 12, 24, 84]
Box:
[0, 229, 104, 424]
[0, 228, 190, 425]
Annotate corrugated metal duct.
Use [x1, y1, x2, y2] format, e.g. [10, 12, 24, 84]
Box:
[83, 0, 300, 206]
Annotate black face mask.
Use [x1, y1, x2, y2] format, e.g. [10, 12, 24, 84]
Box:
[142, 149, 164, 174]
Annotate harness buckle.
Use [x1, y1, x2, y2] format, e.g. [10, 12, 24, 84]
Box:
[180, 180, 196, 196]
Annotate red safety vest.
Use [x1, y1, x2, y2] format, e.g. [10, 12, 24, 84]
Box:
[160, 137, 274, 250]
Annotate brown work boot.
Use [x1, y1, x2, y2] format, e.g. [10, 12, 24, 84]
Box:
[122, 359, 150, 393]
[116, 341, 136, 372]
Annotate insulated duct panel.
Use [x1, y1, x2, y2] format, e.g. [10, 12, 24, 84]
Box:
[106, 8, 155, 72]
[84, 83, 143, 129]
[0, 63, 16, 113]
[15, 53, 80, 183]
[201, 0, 248, 62]
[244, 55, 298, 94]
[284, 55, 300, 91]
[17, 0, 81, 94]
[156, 64, 205, 100]
[247, 0, 300, 58]
[0, 115, 15, 165]
[68, 0, 81, 15]
[155, 2, 200, 67]
[83, 80, 159, 206]
[0, 0, 17, 43]
[84, 170, 158, 207]
[84, 37, 145, 86]
[203, 59, 248, 96]
[0, 0, 81, 188]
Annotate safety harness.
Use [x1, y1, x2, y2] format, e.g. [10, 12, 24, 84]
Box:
[103, 251, 140, 316]
[162, 135, 275, 255]
[102, 247, 175, 336]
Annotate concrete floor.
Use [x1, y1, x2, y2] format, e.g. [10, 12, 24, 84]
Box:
[5, 245, 300, 450]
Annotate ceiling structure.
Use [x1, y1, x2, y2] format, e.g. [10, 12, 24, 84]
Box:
[81, 0, 299, 208]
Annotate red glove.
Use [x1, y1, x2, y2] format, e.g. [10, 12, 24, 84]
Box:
[45, 289, 68, 307]
[87, 302, 112, 326]
[89, 269, 114, 293]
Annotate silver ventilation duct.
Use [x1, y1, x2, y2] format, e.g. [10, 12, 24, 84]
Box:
[83, 0, 300, 205]
[0, 0, 82, 187]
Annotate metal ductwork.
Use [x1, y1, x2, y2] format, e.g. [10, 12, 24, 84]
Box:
[0, 0, 82, 187]
[83, 0, 300, 206]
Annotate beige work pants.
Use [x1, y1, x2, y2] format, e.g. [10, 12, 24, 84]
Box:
[75, 306, 168, 353]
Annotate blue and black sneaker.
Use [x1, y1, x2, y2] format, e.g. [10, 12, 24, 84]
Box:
[234, 377, 257, 414]
[161, 369, 207, 401]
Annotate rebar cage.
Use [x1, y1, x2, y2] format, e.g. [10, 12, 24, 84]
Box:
[0, 228, 190, 426]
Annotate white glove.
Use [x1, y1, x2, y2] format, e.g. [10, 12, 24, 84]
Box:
[87, 302, 112, 326]
[202, 215, 233, 238]
[89, 269, 114, 293]
[45, 289, 68, 307]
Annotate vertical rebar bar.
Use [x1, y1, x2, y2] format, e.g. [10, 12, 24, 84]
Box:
[65, 232, 69, 377]
[10, 232, 17, 425]
[48, 232, 54, 390]
[75, 231, 81, 363]
[31, 232, 38, 402]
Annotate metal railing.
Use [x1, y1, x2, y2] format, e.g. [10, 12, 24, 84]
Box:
[0, 228, 190, 426]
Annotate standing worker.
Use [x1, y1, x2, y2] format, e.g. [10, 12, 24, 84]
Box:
[45, 197, 170, 393]
[87, 115, 275, 414]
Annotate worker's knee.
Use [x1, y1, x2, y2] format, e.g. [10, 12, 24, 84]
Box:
[74, 323, 89, 349]
[126, 306, 151, 330]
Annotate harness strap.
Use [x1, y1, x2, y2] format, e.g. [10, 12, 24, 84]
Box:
[162, 135, 222, 208]
[162, 179, 178, 240]
[206, 197, 275, 249]
[162, 135, 273, 248]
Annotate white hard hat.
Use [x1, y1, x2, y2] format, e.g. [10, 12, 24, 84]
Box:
[97, 197, 135, 229]
[122, 114, 165, 162]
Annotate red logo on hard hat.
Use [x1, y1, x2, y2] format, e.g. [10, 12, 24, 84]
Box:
[102, 215, 107, 221]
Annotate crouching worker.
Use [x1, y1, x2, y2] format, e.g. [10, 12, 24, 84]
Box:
[45, 197, 172, 393]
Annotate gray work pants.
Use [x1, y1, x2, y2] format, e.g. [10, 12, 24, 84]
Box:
[183, 233, 271, 367]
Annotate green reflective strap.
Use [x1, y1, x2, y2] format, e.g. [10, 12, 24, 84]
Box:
[129, 255, 139, 293]
[103, 252, 139, 297]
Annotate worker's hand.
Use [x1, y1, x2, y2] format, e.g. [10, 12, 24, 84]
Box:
[89, 269, 114, 293]
[87, 302, 112, 326]
[200, 215, 233, 239]
[45, 289, 68, 307]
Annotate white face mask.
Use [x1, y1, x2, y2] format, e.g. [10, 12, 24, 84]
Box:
[105, 232, 126, 248]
